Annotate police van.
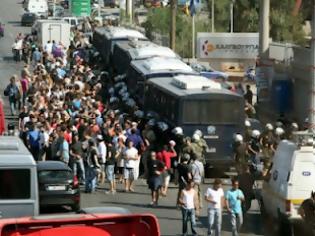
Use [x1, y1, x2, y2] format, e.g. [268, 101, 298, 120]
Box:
[127, 57, 198, 105]
[93, 26, 147, 68]
[0, 137, 39, 219]
[144, 75, 245, 167]
[261, 132, 315, 233]
[112, 40, 178, 75]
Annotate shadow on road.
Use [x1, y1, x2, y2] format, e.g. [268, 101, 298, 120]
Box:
[199, 211, 264, 235]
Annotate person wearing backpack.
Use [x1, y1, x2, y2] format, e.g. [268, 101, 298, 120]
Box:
[26, 122, 41, 161]
[4, 76, 21, 116]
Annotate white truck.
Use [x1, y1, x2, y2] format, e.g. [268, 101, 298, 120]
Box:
[260, 131, 315, 235]
[34, 20, 71, 49]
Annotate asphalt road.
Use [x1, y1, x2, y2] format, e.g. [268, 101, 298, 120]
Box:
[81, 179, 264, 236]
[0, 0, 30, 121]
[0, 1, 265, 235]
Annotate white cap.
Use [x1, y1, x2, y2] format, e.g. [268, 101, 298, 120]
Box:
[245, 120, 251, 127]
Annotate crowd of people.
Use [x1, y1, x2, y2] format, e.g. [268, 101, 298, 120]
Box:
[3, 21, 312, 235]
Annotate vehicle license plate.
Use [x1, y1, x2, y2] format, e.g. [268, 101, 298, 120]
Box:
[47, 185, 66, 191]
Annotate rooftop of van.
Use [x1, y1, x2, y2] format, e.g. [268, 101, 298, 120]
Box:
[148, 75, 241, 97]
[115, 41, 177, 60]
[0, 137, 36, 166]
[131, 57, 196, 75]
[94, 27, 147, 40]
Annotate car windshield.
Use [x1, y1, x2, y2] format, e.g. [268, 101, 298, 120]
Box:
[38, 170, 72, 182]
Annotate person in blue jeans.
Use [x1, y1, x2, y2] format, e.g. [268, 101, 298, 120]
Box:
[178, 180, 198, 236]
[225, 178, 245, 236]
[205, 178, 224, 236]
[85, 139, 100, 193]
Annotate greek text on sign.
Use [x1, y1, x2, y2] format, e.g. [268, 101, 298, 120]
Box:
[197, 33, 259, 59]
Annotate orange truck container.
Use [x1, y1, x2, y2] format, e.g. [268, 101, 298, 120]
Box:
[0, 213, 160, 236]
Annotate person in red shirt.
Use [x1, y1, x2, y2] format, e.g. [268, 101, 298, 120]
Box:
[159, 141, 177, 196]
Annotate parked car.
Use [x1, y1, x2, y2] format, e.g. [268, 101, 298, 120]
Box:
[21, 12, 37, 26]
[191, 63, 229, 81]
[37, 161, 80, 212]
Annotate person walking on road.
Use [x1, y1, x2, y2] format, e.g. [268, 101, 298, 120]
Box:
[191, 154, 204, 215]
[4, 76, 21, 116]
[178, 180, 198, 236]
[205, 178, 224, 236]
[244, 85, 253, 105]
[147, 151, 164, 207]
[225, 178, 245, 236]
[124, 140, 139, 192]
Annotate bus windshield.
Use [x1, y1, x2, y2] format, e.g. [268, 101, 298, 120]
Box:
[182, 99, 241, 124]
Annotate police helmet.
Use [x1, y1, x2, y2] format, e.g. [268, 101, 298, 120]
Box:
[147, 119, 156, 126]
[108, 87, 115, 95]
[172, 127, 183, 135]
[126, 98, 136, 107]
[251, 130, 261, 138]
[194, 129, 203, 137]
[245, 119, 251, 127]
[275, 121, 283, 128]
[192, 133, 201, 141]
[157, 121, 169, 132]
[275, 127, 285, 136]
[234, 134, 243, 142]
[134, 110, 144, 119]
[146, 111, 160, 120]
[265, 123, 273, 131]
[291, 122, 299, 130]
[109, 96, 119, 104]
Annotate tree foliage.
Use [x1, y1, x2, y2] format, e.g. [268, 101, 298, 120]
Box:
[206, 0, 308, 45]
[143, 8, 211, 58]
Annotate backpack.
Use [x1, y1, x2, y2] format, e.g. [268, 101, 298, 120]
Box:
[28, 130, 40, 149]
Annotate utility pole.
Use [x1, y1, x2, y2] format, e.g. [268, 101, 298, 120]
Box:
[192, 15, 195, 58]
[230, 0, 234, 33]
[310, 2, 315, 131]
[170, 0, 177, 50]
[259, 0, 270, 57]
[211, 0, 214, 32]
[126, 0, 132, 23]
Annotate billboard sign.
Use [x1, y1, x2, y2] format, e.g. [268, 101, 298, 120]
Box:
[71, 0, 91, 17]
[197, 33, 259, 59]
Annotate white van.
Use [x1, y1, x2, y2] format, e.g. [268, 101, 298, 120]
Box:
[261, 132, 315, 232]
[26, 0, 48, 18]
[0, 137, 39, 219]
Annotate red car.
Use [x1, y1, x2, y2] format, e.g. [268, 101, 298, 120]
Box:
[0, 208, 160, 236]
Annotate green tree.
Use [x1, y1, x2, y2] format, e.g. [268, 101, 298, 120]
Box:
[143, 8, 211, 58]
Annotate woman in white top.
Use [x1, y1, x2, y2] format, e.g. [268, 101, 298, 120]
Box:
[178, 181, 198, 236]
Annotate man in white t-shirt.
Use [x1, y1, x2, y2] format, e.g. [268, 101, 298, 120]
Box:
[205, 178, 224, 236]
[124, 140, 139, 192]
